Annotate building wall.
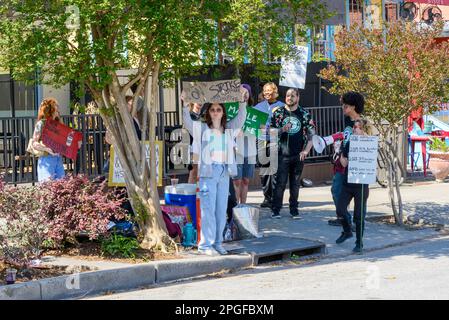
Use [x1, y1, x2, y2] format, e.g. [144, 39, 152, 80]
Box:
[42, 84, 70, 115]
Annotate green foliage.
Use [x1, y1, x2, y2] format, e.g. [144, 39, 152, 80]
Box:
[319, 21, 449, 128]
[101, 234, 140, 259]
[429, 137, 449, 153]
[0, 0, 331, 88]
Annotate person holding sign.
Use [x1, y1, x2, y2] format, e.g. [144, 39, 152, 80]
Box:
[254, 82, 285, 209]
[182, 86, 249, 256]
[31, 98, 65, 182]
[328, 92, 365, 228]
[335, 119, 373, 254]
[270, 88, 315, 219]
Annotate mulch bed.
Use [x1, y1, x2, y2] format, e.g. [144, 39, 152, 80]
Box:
[1, 241, 183, 286]
[0, 262, 78, 286]
[43, 241, 181, 264]
[366, 215, 431, 231]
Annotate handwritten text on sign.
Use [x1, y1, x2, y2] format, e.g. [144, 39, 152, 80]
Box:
[348, 135, 379, 185]
[279, 45, 309, 89]
[108, 140, 163, 187]
[242, 106, 269, 137]
[182, 79, 241, 104]
[41, 119, 83, 160]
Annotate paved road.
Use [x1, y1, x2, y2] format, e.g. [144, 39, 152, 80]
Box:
[89, 235, 449, 300]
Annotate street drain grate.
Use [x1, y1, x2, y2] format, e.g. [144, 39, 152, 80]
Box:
[223, 235, 326, 265]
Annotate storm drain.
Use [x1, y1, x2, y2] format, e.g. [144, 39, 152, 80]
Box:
[223, 235, 326, 265]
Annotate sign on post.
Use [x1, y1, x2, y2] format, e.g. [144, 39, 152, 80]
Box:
[348, 135, 379, 185]
[279, 45, 309, 89]
[108, 140, 163, 187]
[41, 119, 83, 160]
[182, 79, 241, 104]
[242, 107, 269, 137]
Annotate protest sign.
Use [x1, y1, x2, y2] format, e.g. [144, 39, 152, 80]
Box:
[242, 106, 269, 137]
[225, 101, 239, 121]
[279, 45, 309, 89]
[41, 119, 83, 160]
[182, 79, 241, 104]
[108, 140, 163, 187]
[348, 135, 379, 185]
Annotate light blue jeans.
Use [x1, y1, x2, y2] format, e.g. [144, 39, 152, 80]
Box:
[38, 154, 65, 182]
[198, 164, 230, 251]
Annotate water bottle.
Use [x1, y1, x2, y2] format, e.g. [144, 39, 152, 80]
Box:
[182, 223, 197, 247]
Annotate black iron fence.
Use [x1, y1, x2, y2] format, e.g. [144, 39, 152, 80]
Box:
[0, 107, 342, 185]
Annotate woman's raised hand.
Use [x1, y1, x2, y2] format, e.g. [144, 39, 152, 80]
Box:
[240, 86, 249, 102]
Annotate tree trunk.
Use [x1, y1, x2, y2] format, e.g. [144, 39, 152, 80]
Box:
[94, 71, 175, 252]
[383, 128, 404, 226]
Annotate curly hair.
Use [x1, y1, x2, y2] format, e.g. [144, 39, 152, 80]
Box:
[37, 98, 59, 121]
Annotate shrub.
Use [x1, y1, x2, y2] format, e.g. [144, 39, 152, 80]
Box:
[101, 234, 139, 258]
[40, 174, 126, 246]
[0, 184, 49, 267]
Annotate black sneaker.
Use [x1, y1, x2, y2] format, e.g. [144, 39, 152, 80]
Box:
[328, 218, 342, 226]
[290, 212, 302, 220]
[352, 244, 363, 254]
[271, 212, 281, 219]
[260, 199, 272, 208]
[336, 232, 353, 244]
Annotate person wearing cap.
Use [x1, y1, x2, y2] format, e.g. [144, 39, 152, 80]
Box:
[253, 82, 284, 209]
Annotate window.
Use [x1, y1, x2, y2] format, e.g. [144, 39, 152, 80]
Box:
[385, 2, 399, 22]
[349, 0, 364, 26]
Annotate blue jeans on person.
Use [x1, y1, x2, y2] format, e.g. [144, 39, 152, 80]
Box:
[198, 164, 230, 251]
[37, 154, 65, 182]
[331, 172, 345, 208]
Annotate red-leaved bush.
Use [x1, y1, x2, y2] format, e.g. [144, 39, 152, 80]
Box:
[40, 175, 126, 245]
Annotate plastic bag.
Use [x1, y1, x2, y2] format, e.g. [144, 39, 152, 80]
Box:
[232, 204, 262, 239]
[223, 218, 239, 242]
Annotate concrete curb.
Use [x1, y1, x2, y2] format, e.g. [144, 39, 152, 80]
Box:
[0, 254, 252, 300]
[155, 255, 252, 284]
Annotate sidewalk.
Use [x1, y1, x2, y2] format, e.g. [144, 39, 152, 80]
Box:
[248, 181, 448, 257]
[2, 181, 448, 299]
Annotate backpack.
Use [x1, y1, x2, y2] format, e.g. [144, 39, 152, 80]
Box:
[162, 211, 182, 239]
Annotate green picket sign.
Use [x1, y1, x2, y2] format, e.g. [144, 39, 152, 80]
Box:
[224, 102, 239, 121]
[242, 106, 268, 137]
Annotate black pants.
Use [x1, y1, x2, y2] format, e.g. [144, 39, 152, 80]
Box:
[272, 155, 304, 214]
[261, 174, 274, 203]
[227, 178, 237, 222]
[336, 184, 369, 245]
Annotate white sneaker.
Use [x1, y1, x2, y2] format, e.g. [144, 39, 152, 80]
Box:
[198, 248, 219, 256]
[214, 246, 228, 255]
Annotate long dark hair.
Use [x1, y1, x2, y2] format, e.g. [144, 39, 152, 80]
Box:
[204, 103, 227, 131]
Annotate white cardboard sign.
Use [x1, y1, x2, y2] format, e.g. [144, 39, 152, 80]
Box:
[279, 45, 309, 89]
[182, 79, 241, 104]
[348, 135, 379, 185]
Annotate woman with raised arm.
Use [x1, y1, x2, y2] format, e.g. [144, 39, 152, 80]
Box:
[182, 86, 249, 255]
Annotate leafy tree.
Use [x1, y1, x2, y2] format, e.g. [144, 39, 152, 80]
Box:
[0, 0, 329, 250]
[319, 21, 449, 225]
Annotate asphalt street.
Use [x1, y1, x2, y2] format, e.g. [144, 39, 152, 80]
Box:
[89, 235, 449, 300]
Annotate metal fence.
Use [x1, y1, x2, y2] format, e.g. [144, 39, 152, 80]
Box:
[0, 107, 342, 185]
